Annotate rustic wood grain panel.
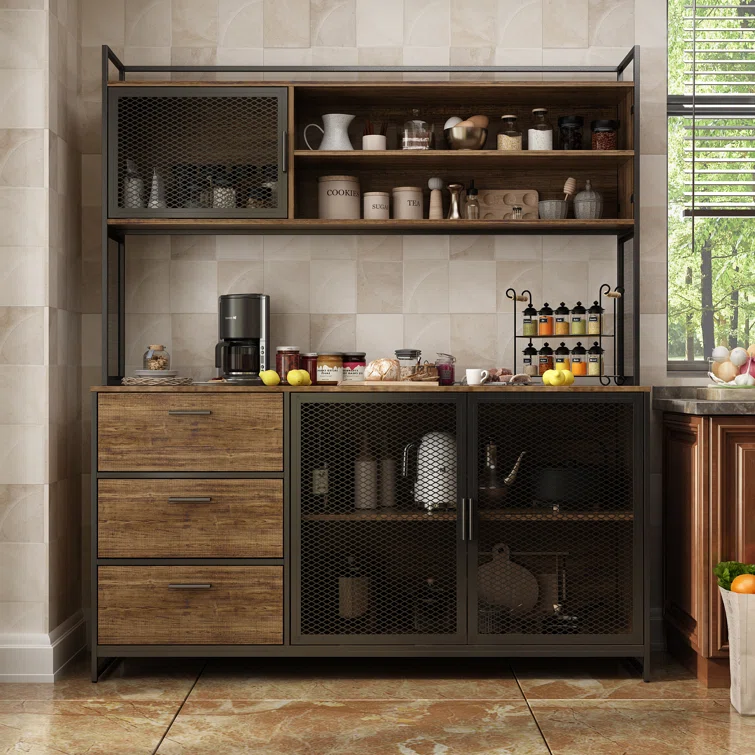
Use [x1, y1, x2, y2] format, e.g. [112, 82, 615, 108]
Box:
[97, 393, 283, 471]
[98, 479, 283, 558]
[98, 566, 283, 645]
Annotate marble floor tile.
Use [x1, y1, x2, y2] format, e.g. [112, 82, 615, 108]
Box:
[156, 699, 548, 755]
[530, 699, 755, 755]
[512, 657, 730, 700]
[190, 657, 524, 700]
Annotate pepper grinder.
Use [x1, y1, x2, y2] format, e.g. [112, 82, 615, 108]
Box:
[428, 177, 444, 220]
[447, 183, 463, 220]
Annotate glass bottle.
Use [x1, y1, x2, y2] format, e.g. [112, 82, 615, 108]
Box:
[528, 108, 553, 150]
[522, 342, 539, 376]
[538, 342, 554, 375]
[588, 300, 604, 335]
[339, 555, 369, 620]
[497, 114, 522, 151]
[522, 303, 538, 337]
[570, 342, 587, 376]
[570, 302, 587, 335]
[143, 344, 170, 371]
[588, 342, 604, 376]
[554, 342, 571, 371]
[538, 302, 554, 336]
[480, 440, 500, 492]
[554, 303, 570, 336]
[402, 108, 432, 150]
[465, 180, 480, 220]
[354, 432, 378, 510]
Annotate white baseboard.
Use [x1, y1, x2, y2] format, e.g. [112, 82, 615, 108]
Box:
[0, 612, 86, 683]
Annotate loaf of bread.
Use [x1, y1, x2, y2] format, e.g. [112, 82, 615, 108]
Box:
[364, 358, 401, 381]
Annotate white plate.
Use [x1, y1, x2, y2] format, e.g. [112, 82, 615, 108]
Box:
[133, 369, 177, 377]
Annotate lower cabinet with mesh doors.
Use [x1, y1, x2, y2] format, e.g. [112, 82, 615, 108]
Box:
[290, 391, 648, 669]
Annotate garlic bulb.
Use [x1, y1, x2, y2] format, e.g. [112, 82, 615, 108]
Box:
[730, 346, 749, 367]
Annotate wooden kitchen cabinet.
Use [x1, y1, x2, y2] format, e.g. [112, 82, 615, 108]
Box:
[663, 413, 755, 687]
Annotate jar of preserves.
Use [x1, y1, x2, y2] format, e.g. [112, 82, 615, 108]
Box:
[538, 342, 554, 375]
[143, 344, 170, 371]
[587, 301, 604, 335]
[522, 343, 538, 376]
[497, 115, 522, 151]
[570, 301, 587, 335]
[317, 352, 344, 385]
[591, 119, 619, 150]
[522, 302, 538, 337]
[554, 343, 571, 371]
[528, 108, 553, 150]
[395, 349, 421, 379]
[301, 353, 318, 384]
[588, 342, 604, 376]
[435, 353, 456, 386]
[554, 303, 570, 335]
[538, 302, 554, 336]
[558, 116, 584, 150]
[570, 342, 587, 376]
[342, 352, 367, 383]
[276, 346, 300, 384]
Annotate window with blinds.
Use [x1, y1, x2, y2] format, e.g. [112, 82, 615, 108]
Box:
[668, 0, 755, 365]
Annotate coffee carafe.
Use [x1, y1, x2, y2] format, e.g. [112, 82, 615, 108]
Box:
[215, 293, 270, 384]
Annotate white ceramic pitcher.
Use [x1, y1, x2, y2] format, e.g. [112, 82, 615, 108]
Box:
[304, 113, 355, 151]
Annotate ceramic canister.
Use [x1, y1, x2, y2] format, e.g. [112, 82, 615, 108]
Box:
[318, 175, 361, 219]
[392, 186, 424, 219]
[363, 191, 390, 219]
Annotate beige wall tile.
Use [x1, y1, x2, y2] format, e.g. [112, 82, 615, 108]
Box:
[0, 484, 44, 543]
[311, 45, 358, 76]
[403, 259, 449, 313]
[170, 313, 216, 369]
[449, 260, 496, 313]
[264, 0, 310, 47]
[81, 0, 125, 46]
[310, 313, 356, 351]
[127, 235, 171, 260]
[450, 0, 496, 46]
[263, 47, 313, 78]
[494, 46, 543, 79]
[122, 44, 172, 79]
[219, 0, 263, 49]
[125, 258, 171, 313]
[216, 235, 263, 260]
[171, 46, 217, 80]
[0, 541, 46, 601]
[496, 260, 542, 312]
[311, 235, 358, 259]
[494, 236, 542, 261]
[403, 313, 450, 354]
[216, 45, 264, 74]
[542, 260, 589, 306]
[312, 0, 356, 47]
[270, 313, 310, 353]
[217, 260, 264, 295]
[543, 0, 587, 48]
[357, 260, 402, 313]
[124, 313, 171, 367]
[404, 0, 450, 47]
[451, 313, 497, 373]
[0, 307, 44, 364]
[0, 69, 46, 128]
[311, 259, 357, 314]
[0, 9, 46, 69]
[169, 260, 217, 313]
[264, 260, 310, 313]
[498, 0, 541, 48]
[402, 45, 449, 79]
[450, 235, 494, 260]
[263, 234, 311, 260]
[172, 0, 218, 47]
[81, 314, 101, 368]
[0, 366, 47, 424]
[80, 153, 100, 208]
[357, 236, 402, 260]
[0, 247, 47, 305]
[0, 424, 47, 484]
[356, 0, 403, 47]
[0, 599, 46, 633]
[635, 0, 666, 49]
[542, 234, 614, 261]
[588, 0, 633, 48]
[125, 0, 171, 47]
[449, 44, 494, 74]
[80, 258, 101, 314]
[402, 235, 449, 260]
[170, 235, 216, 260]
[497, 312, 515, 368]
[356, 313, 403, 362]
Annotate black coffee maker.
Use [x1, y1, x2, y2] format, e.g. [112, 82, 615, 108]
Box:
[215, 294, 270, 384]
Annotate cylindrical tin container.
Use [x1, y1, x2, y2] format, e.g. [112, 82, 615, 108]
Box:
[392, 186, 423, 219]
[318, 175, 360, 219]
[363, 191, 390, 219]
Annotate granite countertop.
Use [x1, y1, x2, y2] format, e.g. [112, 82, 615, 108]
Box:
[653, 386, 755, 415]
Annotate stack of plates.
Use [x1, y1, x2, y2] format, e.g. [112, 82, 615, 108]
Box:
[133, 369, 178, 378]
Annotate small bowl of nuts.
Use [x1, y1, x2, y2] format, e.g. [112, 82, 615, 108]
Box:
[143, 344, 170, 371]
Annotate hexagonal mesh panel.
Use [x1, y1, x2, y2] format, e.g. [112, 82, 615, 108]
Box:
[474, 399, 636, 637]
[296, 399, 460, 639]
[112, 89, 285, 216]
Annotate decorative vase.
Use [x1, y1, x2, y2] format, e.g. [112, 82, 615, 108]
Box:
[304, 113, 356, 151]
[573, 179, 603, 219]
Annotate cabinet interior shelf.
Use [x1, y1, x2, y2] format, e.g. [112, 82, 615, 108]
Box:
[302, 510, 633, 522]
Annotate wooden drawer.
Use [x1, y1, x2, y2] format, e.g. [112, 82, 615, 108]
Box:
[97, 479, 283, 558]
[97, 393, 283, 472]
[98, 566, 283, 645]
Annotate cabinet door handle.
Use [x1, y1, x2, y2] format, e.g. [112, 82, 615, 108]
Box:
[468, 498, 475, 541]
[167, 410, 212, 416]
[168, 583, 212, 590]
[282, 130, 288, 173]
[168, 497, 212, 503]
[460, 498, 467, 541]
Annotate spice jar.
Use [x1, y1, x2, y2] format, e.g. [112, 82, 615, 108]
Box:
[558, 116, 584, 150]
[143, 344, 170, 370]
[528, 108, 553, 150]
[395, 349, 421, 379]
[570, 301, 587, 335]
[435, 353, 456, 386]
[276, 346, 300, 384]
[538, 342, 554, 375]
[522, 343, 538, 376]
[588, 300, 604, 335]
[497, 114, 522, 151]
[317, 352, 344, 385]
[591, 119, 619, 150]
[301, 352, 318, 384]
[538, 302, 554, 336]
[522, 302, 538, 336]
[588, 342, 604, 376]
[554, 303, 570, 335]
[392, 186, 423, 219]
[570, 342, 587, 376]
[554, 343, 571, 371]
[342, 352, 367, 383]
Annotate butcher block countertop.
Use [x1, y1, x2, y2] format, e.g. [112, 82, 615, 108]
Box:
[92, 384, 650, 393]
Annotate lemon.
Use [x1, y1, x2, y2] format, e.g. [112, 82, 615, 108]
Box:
[541, 369, 556, 386]
[291, 369, 312, 387]
[259, 370, 281, 386]
[286, 369, 306, 387]
[562, 370, 575, 386]
[549, 370, 566, 386]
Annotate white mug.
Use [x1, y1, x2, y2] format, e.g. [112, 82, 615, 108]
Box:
[466, 369, 490, 385]
[362, 134, 387, 151]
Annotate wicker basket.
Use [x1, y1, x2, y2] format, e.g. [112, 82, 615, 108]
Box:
[121, 376, 193, 386]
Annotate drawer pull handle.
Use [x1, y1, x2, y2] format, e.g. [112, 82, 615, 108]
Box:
[168, 583, 212, 590]
[168, 497, 212, 503]
[168, 410, 212, 416]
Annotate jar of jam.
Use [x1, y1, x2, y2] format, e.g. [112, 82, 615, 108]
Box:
[301, 352, 318, 384]
[588, 301, 604, 335]
[276, 346, 300, 384]
[554, 303, 570, 335]
[554, 342, 571, 371]
[342, 352, 366, 383]
[435, 353, 456, 386]
[538, 342, 554, 375]
[570, 342, 587, 376]
[588, 342, 604, 376]
[522, 302, 538, 337]
[317, 352, 343, 385]
[522, 343, 538, 376]
[570, 301, 586, 335]
[538, 303, 554, 336]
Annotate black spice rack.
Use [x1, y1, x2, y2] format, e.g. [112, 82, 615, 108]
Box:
[506, 285, 625, 386]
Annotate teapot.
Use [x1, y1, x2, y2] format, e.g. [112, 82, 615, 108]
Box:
[304, 113, 356, 151]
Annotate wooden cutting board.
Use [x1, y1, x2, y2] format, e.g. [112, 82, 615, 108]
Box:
[477, 189, 540, 220]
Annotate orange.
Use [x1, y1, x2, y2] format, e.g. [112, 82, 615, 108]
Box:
[731, 574, 755, 594]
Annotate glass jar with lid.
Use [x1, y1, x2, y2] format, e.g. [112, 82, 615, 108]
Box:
[301, 353, 318, 384]
[538, 342, 554, 375]
[554, 343, 571, 371]
[143, 344, 170, 371]
[435, 353, 456, 386]
[317, 353, 344, 385]
[570, 342, 587, 376]
[497, 115, 522, 151]
[588, 342, 604, 376]
[558, 116, 584, 150]
[538, 302, 554, 336]
[402, 109, 432, 150]
[522, 343, 539, 376]
[591, 119, 619, 150]
[587, 300, 604, 335]
[570, 301, 587, 335]
[276, 346, 300, 384]
[554, 303, 570, 335]
[528, 108, 553, 150]
[522, 302, 538, 336]
[395, 349, 422, 379]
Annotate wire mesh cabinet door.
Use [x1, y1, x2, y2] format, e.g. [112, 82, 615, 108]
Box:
[108, 86, 288, 218]
[468, 393, 645, 647]
[291, 394, 468, 645]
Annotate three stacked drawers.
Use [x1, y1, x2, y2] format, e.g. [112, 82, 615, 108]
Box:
[94, 391, 285, 648]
